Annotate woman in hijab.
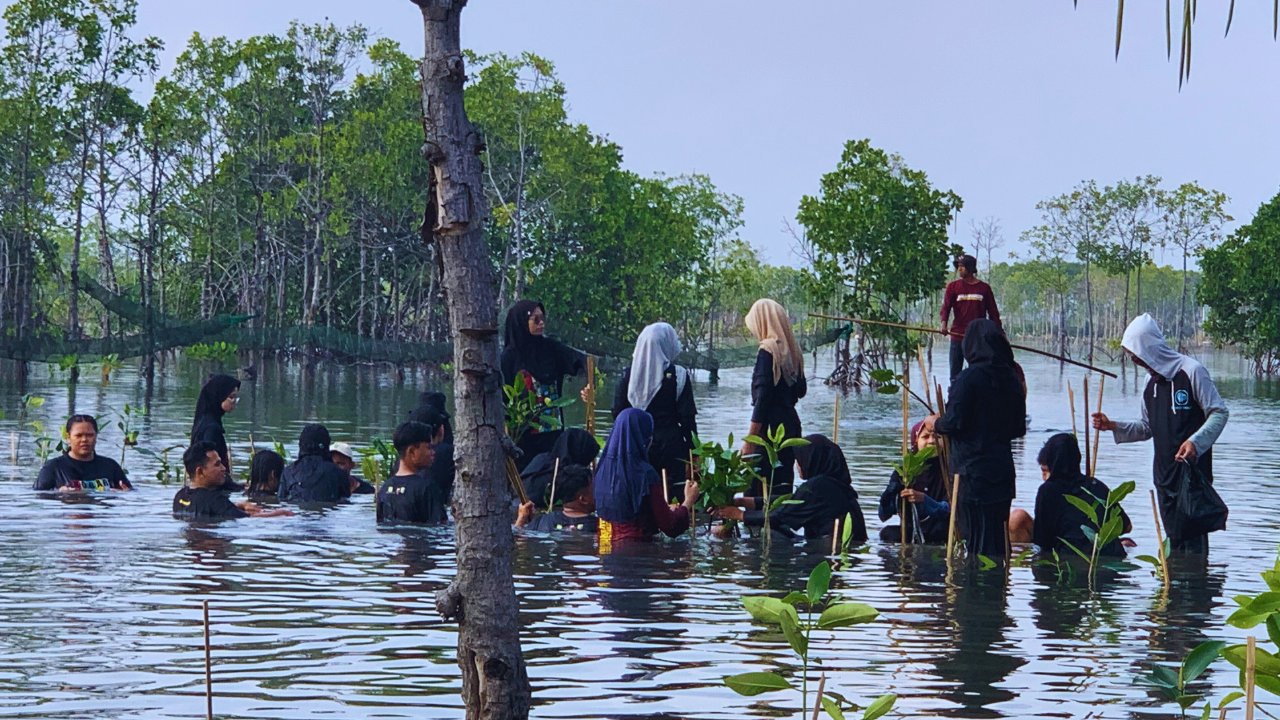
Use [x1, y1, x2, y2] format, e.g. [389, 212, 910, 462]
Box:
[612, 322, 698, 493]
[742, 299, 807, 497]
[929, 319, 1026, 559]
[715, 434, 867, 542]
[278, 424, 352, 503]
[501, 300, 588, 466]
[521, 427, 601, 510]
[1028, 433, 1132, 558]
[594, 408, 699, 542]
[879, 417, 951, 544]
[191, 374, 243, 491]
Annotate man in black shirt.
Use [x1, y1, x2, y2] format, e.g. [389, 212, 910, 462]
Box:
[377, 421, 447, 525]
[174, 442, 293, 520]
[33, 415, 132, 492]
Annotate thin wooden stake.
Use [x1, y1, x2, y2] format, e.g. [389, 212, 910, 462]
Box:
[203, 599, 213, 720]
[1150, 489, 1172, 593]
[832, 395, 840, 444]
[505, 457, 530, 505]
[662, 468, 670, 505]
[811, 674, 827, 720]
[947, 473, 961, 559]
[1247, 635, 1257, 720]
[917, 350, 933, 412]
[901, 374, 909, 548]
[548, 457, 561, 509]
[1084, 376, 1092, 479]
[1068, 381, 1077, 438]
[689, 449, 697, 541]
[584, 355, 597, 437]
[1091, 376, 1106, 476]
[831, 518, 841, 556]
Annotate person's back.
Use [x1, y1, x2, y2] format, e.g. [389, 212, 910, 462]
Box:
[1033, 476, 1128, 557]
[377, 420, 448, 525]
[279, 424, 350, 503]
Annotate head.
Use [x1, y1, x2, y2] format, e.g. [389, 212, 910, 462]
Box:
[794, 434, 851, 485]
[554, 464, 595, 512]
[65, 415, 99, 461]
[593, 408, 655, 524]
[744, 298, 803, 385]
[504, 300, 547, 346]
[298, 423, 331, 458]
[248, 449, 284, 494]
[409, 392, 453, 443]
[1037, 433, 1084, 482]
[961, 318, 1014, 367]
[184, 441, 227, 488]
[330, 442, 355, 474]
[911, 417, 938, 452]
[556, 428, 601, 466]
[195, 374, 241, 420]
[955, 254, 978, 279]
[1120, 313, 1181, 378]
[393, 421, 437, 474]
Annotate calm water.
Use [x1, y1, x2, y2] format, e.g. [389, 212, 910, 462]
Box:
[1, 348, 1279, 719]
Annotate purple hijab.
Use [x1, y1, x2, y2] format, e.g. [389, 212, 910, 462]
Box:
[594, 408, 655, 523]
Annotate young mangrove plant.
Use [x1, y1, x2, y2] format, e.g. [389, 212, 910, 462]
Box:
[743, 423, 810, 546]
[689, 433, 759, 536]
[135, 444, 186, 484]
[116, 404, 144, 469]
[1140, 640, 1228, 719]
[726, 560, 895, 719]
[1220, 546, 1280, 703]
[1060, 480, 1135, 586]
[892, 444, 937, 544]
[503, 375, 576, 444]
[98, 353, 124, 383]
[358, 439, 396, 487]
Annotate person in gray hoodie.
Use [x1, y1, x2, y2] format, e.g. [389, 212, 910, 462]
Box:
[1093, 313, 1229, 553]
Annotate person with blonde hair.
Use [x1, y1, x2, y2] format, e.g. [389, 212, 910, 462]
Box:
[742, 299, 806, 497]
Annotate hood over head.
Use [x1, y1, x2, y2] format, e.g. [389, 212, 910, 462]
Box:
[503, 299, 562, 384]
[961, 319, 1014, 367]
[593, 408, 655, 523]
[794, 434, 852, 487]
[1121, 313, 1184, 379]
[298, 423, 332, 459]
[1038, 432, 1085, 485]
[192, 374, 240, 432]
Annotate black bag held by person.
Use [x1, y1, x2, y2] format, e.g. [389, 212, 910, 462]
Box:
[1168, 461, 1228, 542]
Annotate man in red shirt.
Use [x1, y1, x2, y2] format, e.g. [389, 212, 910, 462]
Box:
[940, 255, 1001, 382]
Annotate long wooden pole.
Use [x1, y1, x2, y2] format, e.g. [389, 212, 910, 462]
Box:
[1150, 489, 1171, 593]
[505, 457, 530, 505]
[1091, 376, 1106, 476]
[662, 468, 670, 506]
[548, 457, 560, 509]
[901, 375, 909, 548]
[946, 473, 961, 560]
[1068, 381, 1077, 438]
[809, 313, 1118, 378]
[203, 600, 213, 720]
[832, 395, 840, 443]
[1247, 635, 1257, 720]
[584, 355, 596, 437]
[916, 350, 933, 412]
[1083, 376, 1091, 478]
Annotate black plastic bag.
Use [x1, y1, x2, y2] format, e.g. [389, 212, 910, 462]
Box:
[1168, 461, 1228, 542]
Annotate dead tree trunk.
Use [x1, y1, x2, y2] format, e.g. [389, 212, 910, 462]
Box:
[411, 2, 530, 719]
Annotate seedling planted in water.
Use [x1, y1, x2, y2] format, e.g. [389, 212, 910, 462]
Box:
[503, 375, 575, 445]
[726, 561, 895, 719]
[1060, 480, 1134, 587]
[743, 424, 810, 547]
[689, 433, 759, 535]
[1140, 640, 1228, 719]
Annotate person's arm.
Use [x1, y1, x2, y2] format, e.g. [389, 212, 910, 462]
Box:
[932, 377, 968, 437]
[984, 284, 1002, 328]
[1186, 364, 1229, 459]
[33, 460, 59, 491]
[878, 472, 904, 521]
[793, 372, 807, 401]
[940, 282, 954, 332]
[911, 492, 949, 520]
[745, 353, 774, 454]
[648, 483, 691, 537]
[612, 368, 631, 419]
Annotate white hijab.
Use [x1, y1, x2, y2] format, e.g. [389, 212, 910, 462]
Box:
[628, 322, 686, 411]
[1121, 313, 1184, 380]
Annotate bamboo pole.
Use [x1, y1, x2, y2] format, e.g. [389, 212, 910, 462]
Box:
[1247, 636, 1257, 720]
[1068, 381, 1078, 438]
[809, 313, 1118, 378]
[662, 468, 670, 505]
[203, 600, 213, 720]
[584, 355, 597, 437]
[832, 395, 840, 443]
[1150, 489, 1171, 593]
[946, 473, 961, 559]
[1083, 376, 1091, 478]
[1091, 376, 1106, 476]
[689, 449, 697, 541]
[548, 457, 561, 509]
[831, 518, 841, 556]
[901, 374, 909, 548]
[811, 674, 827, 720]
[917, 350, 933, 412]
[505, 457, 530, 505]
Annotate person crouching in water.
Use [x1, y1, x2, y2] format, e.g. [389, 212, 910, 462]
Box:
[714, 434, 867, 544]
[878, 419, 950, 544]
[595, 408, 699, 542]
[516, 464, 598, 532]
[1010, 433, 1131, 558]
[175, 442, 293, 520]
[331, 442, 374, 495]
[246, 449, 284, 499]
[376, 421, 448, 525]
[278, 424, 352, 503]
[928, 319, 1027, 560]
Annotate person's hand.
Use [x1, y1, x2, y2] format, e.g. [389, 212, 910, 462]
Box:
[900, 489, 927, 504]
[713, 506, 745, 522]
[515, 501, 536, 527]
[1091, 413, 1116, 432]
[681, 479, 701, 508]
[1175, 440, 1198, 464]
[1121, 537, 1137, 548]
[253, 508, 294, 518]
[236, 501, 262, 513]
[579, 386, 591, 402]
[921, 415, 937, 433]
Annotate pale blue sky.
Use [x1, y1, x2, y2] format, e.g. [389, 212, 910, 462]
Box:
[101, 2, 1280, 264]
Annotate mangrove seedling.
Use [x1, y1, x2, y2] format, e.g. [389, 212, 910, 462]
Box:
[1134, 537, 1173, 586]
[503, 375, 576, 445]
[116, 404, 145, 468]
[358, 439, 396, 487]
[135, 444, 186, 484]
[98, 353, 124, 383]
[1060, 480, 1135, 586]
[892, 444, 937, 544]
[31, 421, 66, 465]
[1219, 546, 1280, 699]
[689, 433, 759, 535]
[743, 423, 810, 546]
[1140, 640, 1227, 718]
[15, 394, 45, 460]
[726, 560, 894, 719]
[1035, 548, 1077, 585]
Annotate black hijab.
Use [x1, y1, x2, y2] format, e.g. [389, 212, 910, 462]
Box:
[786, 434, 864, 540]
[298, 423, 332, 459]
[521, 428, 601, 508]
[410, 391, 453, 444]
[1038, 433, 1086, 486]
[192, 374, 240, 434]
[503, 300, 561, 384]
[962, 319, 1014, 368]
[795, 434, 853, 488]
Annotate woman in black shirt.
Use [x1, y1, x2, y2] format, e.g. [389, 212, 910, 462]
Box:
[190, 374, 243, 491]
[501, 300, 587, 468]
[612, 322, 697, 494]
[33, 415, 132, 492]
[742, 299, 807, 497]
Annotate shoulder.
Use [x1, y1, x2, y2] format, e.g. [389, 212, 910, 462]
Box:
[40, 454, 69, 473]
[754, 349, 772, 368]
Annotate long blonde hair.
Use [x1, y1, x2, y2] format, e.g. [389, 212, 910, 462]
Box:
[745, 299, 803, 385]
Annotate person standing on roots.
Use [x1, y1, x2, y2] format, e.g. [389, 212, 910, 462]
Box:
[927, 319, 1027, 560]
[742, 298, 807, 498]
[941, 254, 1002, 383]
[190, 374, 244, 491]
[501, 300, 588, 469]
[612, 322, 698, 496]
[1092, 313, 1229, 554]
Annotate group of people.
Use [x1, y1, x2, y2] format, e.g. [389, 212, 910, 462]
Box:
[32, 255, 1231, 560]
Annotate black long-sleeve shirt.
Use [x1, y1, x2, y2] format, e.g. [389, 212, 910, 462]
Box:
[1033, 476, 1131, 557]
[934, 364, 1025, 504]
[750, 350, 806, 434]
[612, 364, 698, 476]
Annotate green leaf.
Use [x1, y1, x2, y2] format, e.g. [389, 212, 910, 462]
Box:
[807, 561, 832, 604]
[779, 437, 812, 450]
[874, 385, 899, 395]
[841, 512, 854, 546]
[869, 368, 895, 383]
[1222, 644, 1280, 678]
[817, 602, 879, 628]
[978, 554, 997, 570]
[1227, 592, 1280, 628]
[1063, 494, 1100, 526]
[724, 671, 792, 696]
[1218, 691, 1245, 708]
[1061, 540, 1091, 563]
[821, 695, 845, 720]
[1147, 664, 1180, 689]
[782, 591, 809, 606]
[742, 596, 787, 625]
[1106, 480, 1136, 506]
[1175, 694, 1200, 711]
[1258, 672, 1280, 697]
[862, 693, 897, 720]
[1200, 700, 1212, 720]
[1135, 555, 1162, 568]
[743, 435, 766, 448]
[1183, 641, 1227, 684]
[780, 604, 807, 658]
[769, 493, 794, 511]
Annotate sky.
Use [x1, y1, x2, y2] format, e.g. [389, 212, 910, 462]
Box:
[86, 1, 1280, 265]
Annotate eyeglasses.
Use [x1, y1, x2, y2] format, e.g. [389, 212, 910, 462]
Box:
[529, 315, 546, 325]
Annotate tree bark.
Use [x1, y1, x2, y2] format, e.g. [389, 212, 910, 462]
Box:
[412, 2, 530, 718]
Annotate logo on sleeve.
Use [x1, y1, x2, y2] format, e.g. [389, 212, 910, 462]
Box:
[1174, 389, 1191, 410]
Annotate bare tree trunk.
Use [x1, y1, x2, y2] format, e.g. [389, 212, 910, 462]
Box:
[1178, 248, 1189, 350]
[412, 2, 530, 718]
